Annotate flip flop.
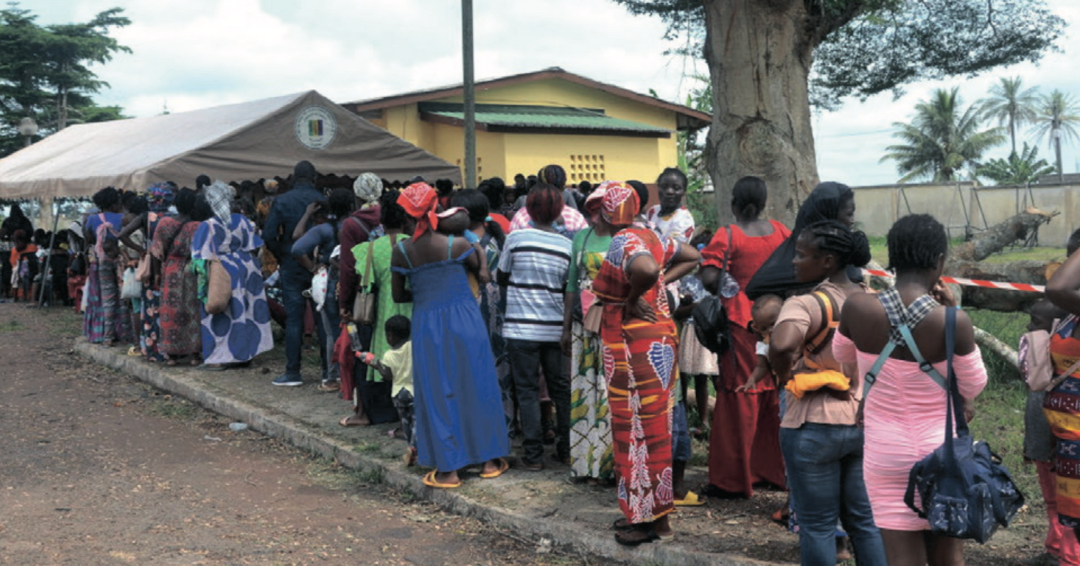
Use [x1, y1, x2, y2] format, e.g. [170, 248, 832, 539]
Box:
[422, 470, 462, 489]
[674, 491, 706, 507]
[339, 415, 369, 427]
[479, 458, 509, 479]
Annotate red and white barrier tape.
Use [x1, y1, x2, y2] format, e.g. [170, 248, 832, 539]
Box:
[863, 269, 1044, 293]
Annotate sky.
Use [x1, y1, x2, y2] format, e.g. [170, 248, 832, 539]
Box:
[28, 0, 1080, 187]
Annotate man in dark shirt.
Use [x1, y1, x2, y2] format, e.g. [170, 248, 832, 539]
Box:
[263, 160, 325, 386]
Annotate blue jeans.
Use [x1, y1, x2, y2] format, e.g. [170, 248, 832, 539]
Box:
[780, 423, 886, 566]
[280, 263, 323, 377]
[506, 338, 569, 464]
[672, 401, 692, 462]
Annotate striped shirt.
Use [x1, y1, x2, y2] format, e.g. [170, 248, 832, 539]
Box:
[498, 228, 572, 341]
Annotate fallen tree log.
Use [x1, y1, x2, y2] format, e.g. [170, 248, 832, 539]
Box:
[951, 208, 1058, 261]
[972, 326, 1018, 370]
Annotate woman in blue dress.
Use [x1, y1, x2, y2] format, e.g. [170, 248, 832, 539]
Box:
[192, 182, 274, 368]
[391, 182, 509, 488]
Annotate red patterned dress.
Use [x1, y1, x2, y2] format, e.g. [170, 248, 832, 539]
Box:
[593, 225, 679, 525]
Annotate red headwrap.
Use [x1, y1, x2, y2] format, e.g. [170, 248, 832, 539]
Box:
[397, 182, 440, 239]
[598, 181, 639, 226]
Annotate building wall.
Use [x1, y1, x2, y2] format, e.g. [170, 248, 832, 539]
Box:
[363, 78, 683, 185]
[502, 133, 666, 185]
[853, 182, 1077, 247]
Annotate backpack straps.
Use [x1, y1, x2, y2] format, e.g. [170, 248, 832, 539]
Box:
[805, 290, 839, 356]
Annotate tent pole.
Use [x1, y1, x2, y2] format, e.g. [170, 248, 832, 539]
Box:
[462, 0, 476, 188]
[38, 198, 59, 306]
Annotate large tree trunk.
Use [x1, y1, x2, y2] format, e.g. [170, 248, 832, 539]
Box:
[702, 0, 819, 226]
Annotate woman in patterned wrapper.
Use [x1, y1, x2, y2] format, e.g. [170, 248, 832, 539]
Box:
[192, 181, 273, 369]
[591, 183, 699, 546]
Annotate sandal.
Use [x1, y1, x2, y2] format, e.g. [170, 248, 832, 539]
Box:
[674, 491, 706, 507]
[479, 458, 509, 479]
[422, 470, 462, 489]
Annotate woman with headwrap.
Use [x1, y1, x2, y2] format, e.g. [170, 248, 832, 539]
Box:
[191, 182, 273, 368]
[743, 182, 858, 300]
[121, 182, 175, 362]
[151, 188, 202, 364]
[339, 172, 384, 322]
[592, 183, 700, 546]
[390, 182, 509, 489]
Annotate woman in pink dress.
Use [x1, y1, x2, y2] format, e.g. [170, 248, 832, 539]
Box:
[834, 214, 987, 566]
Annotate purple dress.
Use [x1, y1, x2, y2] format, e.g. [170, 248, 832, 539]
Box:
[192, 214, 273, 364]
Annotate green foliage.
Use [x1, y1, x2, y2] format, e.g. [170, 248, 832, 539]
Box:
[978, 77, 1040, 155]
[676, 74, 716, 229]
[0, 3, 130, 156]
[882, 88, 1005, 182]
[977, 143, 1056, 186]
[608, 0, 1064, 110]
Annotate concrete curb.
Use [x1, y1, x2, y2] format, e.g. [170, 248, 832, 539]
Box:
[76, 339, 774, 566]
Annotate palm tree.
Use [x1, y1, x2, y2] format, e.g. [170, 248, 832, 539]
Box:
[1031, 89, 1080, 181]
[882, 88, 1005, 182]
[979, 76, 1039, 155]
[976, 143, 1056, 185]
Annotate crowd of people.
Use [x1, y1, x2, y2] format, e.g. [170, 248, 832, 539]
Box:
[8, 157, 1080, 565]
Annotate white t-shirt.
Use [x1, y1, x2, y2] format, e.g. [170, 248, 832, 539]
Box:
[497, 228, 572, 342]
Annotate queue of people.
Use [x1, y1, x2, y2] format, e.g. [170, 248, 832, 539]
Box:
[62, 157, 1080, 565]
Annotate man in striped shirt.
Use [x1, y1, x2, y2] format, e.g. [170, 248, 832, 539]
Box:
[498, 183, 573, 471]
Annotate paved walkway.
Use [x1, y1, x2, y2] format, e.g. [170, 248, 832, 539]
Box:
[76, 338, 792, 566]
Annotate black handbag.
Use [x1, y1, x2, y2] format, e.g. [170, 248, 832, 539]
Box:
[876, 307, 1024, 543]
[692, 295, 730, 354]
[692, 226, 734, 355]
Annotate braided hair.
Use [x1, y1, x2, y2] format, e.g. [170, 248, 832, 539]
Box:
[800, 219, 872, 269]
[886, 214, 947, 272]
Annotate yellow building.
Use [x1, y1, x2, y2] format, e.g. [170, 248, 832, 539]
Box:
[342, 67, 710, 186]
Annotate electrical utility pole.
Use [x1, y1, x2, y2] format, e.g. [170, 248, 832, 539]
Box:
[462, 0, 477, 188]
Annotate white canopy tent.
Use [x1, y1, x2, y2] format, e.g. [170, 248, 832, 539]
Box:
[0, 90, 461, 201]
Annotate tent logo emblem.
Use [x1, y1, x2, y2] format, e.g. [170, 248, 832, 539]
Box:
[295, 106, 337, 150]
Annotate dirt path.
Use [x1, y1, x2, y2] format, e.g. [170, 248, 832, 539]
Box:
[0, 304, 613, 566]
[0, 303, 1051, 565]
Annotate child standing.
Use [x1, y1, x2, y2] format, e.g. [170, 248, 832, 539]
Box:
[1020, 299, 1080, 566]
[361, 315, 416, 466]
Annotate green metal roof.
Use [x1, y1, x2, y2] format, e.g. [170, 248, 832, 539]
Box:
[418, 102, 671, 136]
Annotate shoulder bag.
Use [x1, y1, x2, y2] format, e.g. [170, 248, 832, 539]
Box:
[352, 239, 377, 325]
[693, 226, 734, 354]
[864, 307, 1024, 543]
[205, 222, 233, 315]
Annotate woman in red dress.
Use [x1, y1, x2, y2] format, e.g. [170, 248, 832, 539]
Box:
[593, 182, 699, 546]
[699, 176, 791, 497]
